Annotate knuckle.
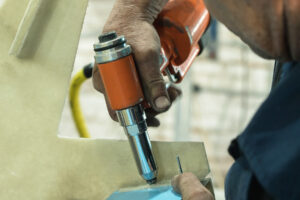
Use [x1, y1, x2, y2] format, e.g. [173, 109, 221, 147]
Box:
[147, 77, 164, 86]
[143, 70, 164, 86]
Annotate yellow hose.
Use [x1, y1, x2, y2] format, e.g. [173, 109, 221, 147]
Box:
[69, 64, 93, 138]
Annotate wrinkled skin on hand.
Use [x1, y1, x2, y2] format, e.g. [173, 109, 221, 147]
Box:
[92, 0, 181, 126]
[172, 172, 214, 200]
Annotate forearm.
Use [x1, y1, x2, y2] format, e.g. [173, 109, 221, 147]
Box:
[204, 0, 300, 61]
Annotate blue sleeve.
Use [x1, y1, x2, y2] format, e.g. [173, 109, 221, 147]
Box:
[226, 62, 300, 200]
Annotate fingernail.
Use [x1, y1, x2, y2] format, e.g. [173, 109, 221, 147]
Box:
[155, 96, 170, 109]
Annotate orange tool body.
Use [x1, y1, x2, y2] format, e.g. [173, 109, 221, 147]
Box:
[155, 0, 210, 82]
[99, 56, 144, 110]
[94, 0, 210, 184]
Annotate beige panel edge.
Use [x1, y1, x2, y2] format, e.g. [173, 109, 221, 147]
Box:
[9, 0, 45, 57]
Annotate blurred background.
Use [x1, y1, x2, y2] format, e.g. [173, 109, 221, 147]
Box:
[59, 0, 274, 198]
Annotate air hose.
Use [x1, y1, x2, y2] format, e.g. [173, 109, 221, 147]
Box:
[69, 63, 93, 138]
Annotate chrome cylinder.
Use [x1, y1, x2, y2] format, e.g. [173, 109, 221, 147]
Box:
[116, 104, 157, 184]
[94, 31, 132, 64]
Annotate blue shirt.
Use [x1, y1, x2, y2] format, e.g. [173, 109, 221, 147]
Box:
[225, 62, 300, 200]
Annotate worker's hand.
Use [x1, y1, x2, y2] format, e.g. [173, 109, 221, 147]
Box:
[93, 65, 181, 126]
[93, 0, 181, 126]
[172, 173, 214, 200]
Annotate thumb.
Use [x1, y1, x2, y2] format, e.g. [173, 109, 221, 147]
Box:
[132, 30, 170, 112]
